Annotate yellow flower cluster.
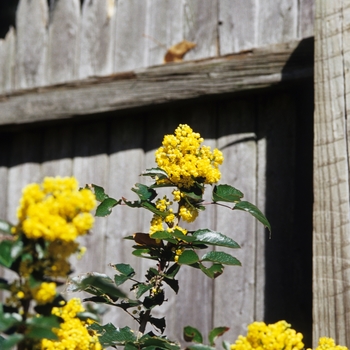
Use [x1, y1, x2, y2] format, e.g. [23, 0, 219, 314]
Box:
[230, 321, 304, 350]
[32, 282, 57, 305]
[308, 337, 348, 350]
[15, 177, 96, 242]
[155, 124, 224, 189]
[41, 298, 102, 350]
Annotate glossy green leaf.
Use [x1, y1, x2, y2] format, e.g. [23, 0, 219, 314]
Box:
[132, 248, 157, 260]
[95, 198, 121, 217]
[212, 184, 243, 203]
[132, 183, 157, 201]
[170, 229, 195, 242]
[89, 324, 136, 347]
[0, 219, 13, 235]
[234, 201, 271, 232]
[0, 334, 24, 350]
[163, 277, 179, 294]
[177, 250, 199, 265]
[138, 334, 180, 350]
[26, 315, 61, 340]
[151, 230, 178, 244]
[66, 273, 126, 299]
[142, 168, 168, 180]
[135, 284, 153, 299]
[199, 263, 224, 279]
[141, 201, 169, 218]
[88, 184, 109, 202]
[166, 263, 180, 279]
[114, 274, 131, 286]
[113, 263, 135, 276]
[183, 326, 203, 343]
[192, 229, 240, 249]
[208, 327, 230, 346]
[201, 251, 241, 266]
[76, 311, 100, 323]
[0, 240, 14, 268]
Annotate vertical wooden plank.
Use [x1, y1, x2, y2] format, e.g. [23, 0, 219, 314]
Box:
[218, 0, 257, 55]
[15, 0, 49, 89]
[47, 0, 80, 84]
[145, 0, 182, 67]
[114, 0, 148, 72]
[102, 115, 146, 329]
[298, 0, 314, 39]
[257, 0, 298, 46]
[183, 0, 218, 60]
[313, 1, 350, 346]
[215, 99, 258, 342]
[72, 122, 109, 275]
[0, 28, 16, 94]
[79, 0, 116, 79]
[41, 126, 74, 177]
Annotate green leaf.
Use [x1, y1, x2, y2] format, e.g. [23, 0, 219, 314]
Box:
[0, 220, 14, 235]
[208, 327, 229, 346]
[142, 167, 168, 180]
[66, 273, 126, 299]
[192, 229, 240, 249]
[199, 263, 224, 279]
[0, 278, 10, 291]
[177, 250, 199, 265]
[163, 277, 179, 294]
[186, 345, 215, 350]
[132, 248, 157, 260]
[132, 183, 157, 201]
[141, 201, 169, 218]
[234, 201, 271, 232]
[223, 341, 232, 350]
[135, 284, 153, 299]
[89, 324, 137, 347]
[76, 311, 100, 323]
[113, 263, 135, 276]
[114, 274, 131, 286]
[95, 198, 121, 217]
[0, 305, 22, 332]
[89, 184, 109, 202]
[0, 240, 14, 268]
[149, 316, 166, 333]
[26, 315, 61, 340]
[170, 229, 195, 242]
[166, 264, 180, 278]
[201, 251, 241, 266]
[138, 334, 180, 350]
[212, 184, 244, 203]
[151, 230, 178, 244]
[183, 326, 203, 343]
[0, 334, 24, 350]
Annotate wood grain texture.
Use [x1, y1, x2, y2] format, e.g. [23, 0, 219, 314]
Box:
[47, 0, 80, 84]
[15, 0, 49, 89]
[257, 0, 298, 46]
[0, 28, 16, 94]
[313, 0, 350, 347]
[218, 0, 257, 54]
[79, 0, 115, 79]
[0, 39, 313, 126]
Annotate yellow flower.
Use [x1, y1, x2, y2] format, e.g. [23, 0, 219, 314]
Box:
[155, 124, 223, 189]
[32, 282, 56, 305]
[41, 298, 102, 350]
[179, 204, 198, 223]
[308, 337, 348, 350]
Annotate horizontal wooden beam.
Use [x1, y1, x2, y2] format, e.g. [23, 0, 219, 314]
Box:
[0, 38, 313, 126]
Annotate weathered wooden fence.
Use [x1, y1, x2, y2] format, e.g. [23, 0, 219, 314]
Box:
[0, 0, 315, 346]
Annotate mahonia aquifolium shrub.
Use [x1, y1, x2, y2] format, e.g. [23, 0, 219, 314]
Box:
[0, 124, 347, 350]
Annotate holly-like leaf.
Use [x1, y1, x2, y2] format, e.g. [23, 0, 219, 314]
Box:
[89, 324, 136, 347]
[199, 263, 224, 279]
[163, 277, 179, 294]
[112, 263, 135, 276]
[87, 184, 109, 202]
[135, 284, 153, 299]
[201, 251, 241, 266]
[149, 316, 166, 333]
[0, 219, 13, 235]
[166, 263, 180, 279]
[151, 230, 178, 244]
[177, 250, 199, 265]
[0, 240, 14, 268]
[234, 201, 271, 232]
[142, 168, 168, 180]
[183, 326, 203, 343]
[133, 232, 162, 246]
[132, 183, 157, 201]
[0, 334, 24, 350]
[208, 327, 230, 346]
[192, 229, 240, 249]
[141, 201, 169, 218]
[95, 198, 121, 217]
[212, 185, 244, 203]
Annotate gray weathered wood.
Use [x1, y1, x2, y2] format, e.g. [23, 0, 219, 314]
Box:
[0, 28, 16, 94]
[15, 0, 49, 89]
[47, 0, 80, 84]
[298, 0, 314, 38]
[0, 39, 313, 126]
[218, 0, 257, 54]
[79, 0, 115, 79]
[215, 99, 258, 342]
[313, 0, 350, 347]
[257, 0, 298, 46]
[114, 0, 148, 72]
[183, 0, 218, 60]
